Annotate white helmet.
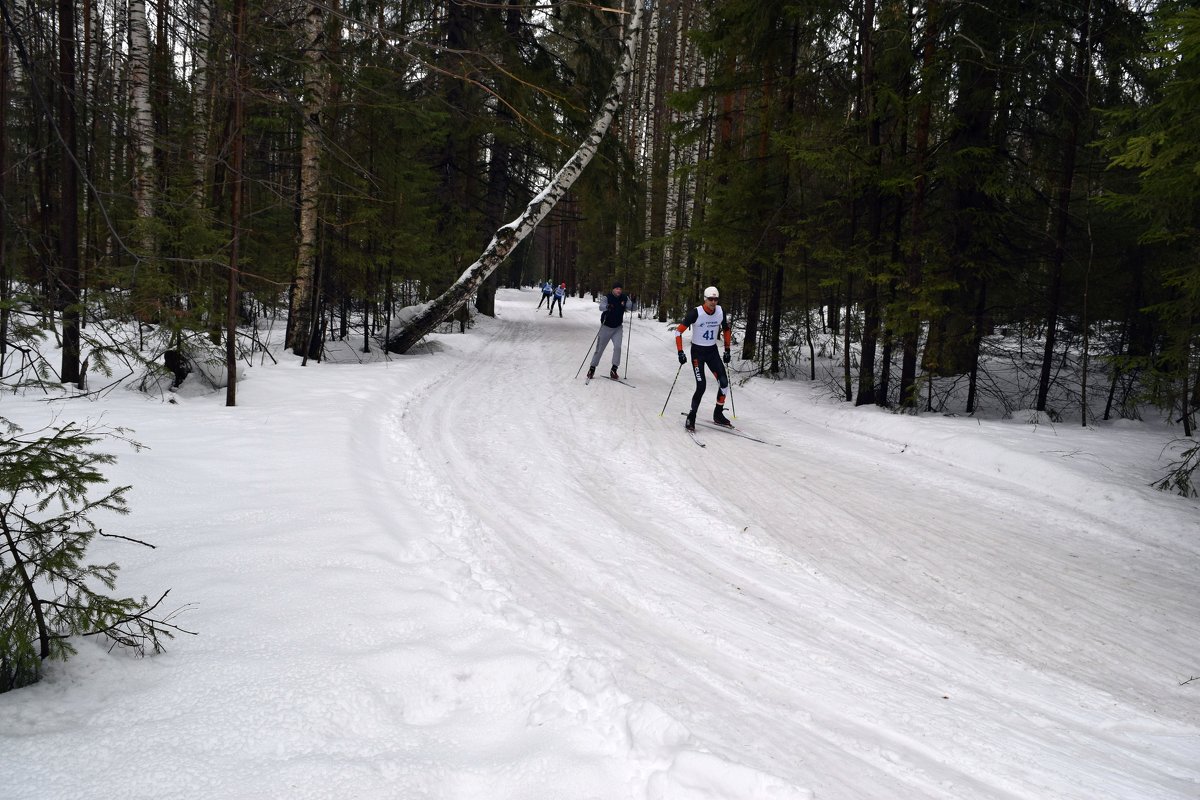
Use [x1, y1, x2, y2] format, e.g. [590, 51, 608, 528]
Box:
[703, 286, 719, 301]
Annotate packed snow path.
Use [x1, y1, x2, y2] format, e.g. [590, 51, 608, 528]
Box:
[1, 289, 1196, 799]
[391, 292, 1198, 798]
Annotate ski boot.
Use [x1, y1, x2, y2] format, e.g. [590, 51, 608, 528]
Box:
[685, 410, 697, 432]
[587, 365, 595, 379]
[713, 404, 732, 428]
[610, 366, 620, 381]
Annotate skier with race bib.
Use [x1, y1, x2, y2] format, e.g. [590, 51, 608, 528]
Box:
[548, 282, 566, 317]
[537, 280, 553, 309]
[675, 286, 732, 432]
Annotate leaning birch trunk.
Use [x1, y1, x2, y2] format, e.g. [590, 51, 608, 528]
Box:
[288, 0, 326, 356]
[385, 0, 648, 355]
[128, 0, 154, 236]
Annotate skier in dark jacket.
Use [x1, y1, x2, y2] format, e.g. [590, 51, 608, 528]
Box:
[675, 286, 732, 431]
[587, 282, 629, 380]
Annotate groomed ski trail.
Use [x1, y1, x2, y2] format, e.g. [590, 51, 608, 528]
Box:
[386, 290, 1198, 800]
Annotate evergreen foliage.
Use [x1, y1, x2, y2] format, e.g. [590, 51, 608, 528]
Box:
[0, 418, 188, 693]
[0, 1, 1195, 487]
[1099, 3, 1200, 483]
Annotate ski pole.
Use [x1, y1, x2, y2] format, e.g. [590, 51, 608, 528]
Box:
[728, 379, 736, 419]
[574, 329, 600, 379]
[659, 361, 684, 416]
[623, 309, 632, 379]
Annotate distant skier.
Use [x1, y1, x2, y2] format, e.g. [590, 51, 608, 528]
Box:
[548, 282, 566, 317]
[587, 281, 629, 380]
[537, 280, 554, 310]
[675, 286, 732, 431]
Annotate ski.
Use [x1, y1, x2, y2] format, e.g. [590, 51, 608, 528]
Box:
[686, 426, 706, 447]
[700, 422, 778, 446]
[680, 413, 779, 446]
[585, 375, 636, 388]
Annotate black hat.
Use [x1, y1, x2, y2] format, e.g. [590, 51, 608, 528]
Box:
[612, 281, 623, 289]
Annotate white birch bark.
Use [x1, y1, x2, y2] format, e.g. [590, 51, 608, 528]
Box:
[614, 0, 653, 276]
[287, 1, 327, 355]
[128, 0, 154, 232]
[641, 5, 660, 306]
[661, 3, 687, 295]
[386, 0, 650, 355]
[678, 9, 704, 277]
[191, 0, 211, 196]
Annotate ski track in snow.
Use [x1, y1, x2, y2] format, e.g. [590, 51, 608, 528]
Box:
[389, 294, 1198, 800]
[0, 288, 1196, 800]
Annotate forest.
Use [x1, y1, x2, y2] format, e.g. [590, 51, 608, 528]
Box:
[0, 0, 1197, 428]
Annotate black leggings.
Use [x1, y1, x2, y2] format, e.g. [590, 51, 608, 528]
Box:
[689, 344, 729, 413]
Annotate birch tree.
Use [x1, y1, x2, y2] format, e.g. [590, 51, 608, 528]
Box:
[639, 4, 662, 317]
[128, 0, 154, 243]
[191, 0, 210, 198]
[287, 0, 329, 357]
[385, 0, 650, 355]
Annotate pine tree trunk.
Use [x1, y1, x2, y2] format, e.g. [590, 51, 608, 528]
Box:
[478, 1, 520, 320]
[929, 0, 997, 377]
[899, 0, 937, 408]
[1182, 330, 1194, 438]
[965, 279, 987, 413]
[386, 0, 649, 354]
[843, 275, 853, 401]
[1103, 318, 1127, 422]
[742, 261, 763, 361]
[854, 0, 881, 407]
[804, 247, 815, 379]
[742, 72, 770, 361]
[769, 19, 800, 376]
[1036, 0, 1091, 412]
[226, 0, 246, 405]
[769, 265, 783, 374]
[0, 23, 8, 372]
[58, 0, 81, 385]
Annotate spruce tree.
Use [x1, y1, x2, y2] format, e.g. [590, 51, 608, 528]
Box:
[0, 418, 189, 692]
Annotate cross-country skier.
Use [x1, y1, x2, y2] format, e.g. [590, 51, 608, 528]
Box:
[675, 286, 732, 431]
[537, 280, 553, 309]
[587, 281, 629, 380]
[548, 282, 566, 317]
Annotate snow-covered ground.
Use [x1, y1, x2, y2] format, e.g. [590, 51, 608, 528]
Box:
[1, 288, 1197, 800]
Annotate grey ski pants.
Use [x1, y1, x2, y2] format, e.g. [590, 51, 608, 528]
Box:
[590, 324, 624, 369]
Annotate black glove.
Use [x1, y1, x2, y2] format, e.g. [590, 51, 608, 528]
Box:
[678, 350, 687, 365]
[723, 349, 731, 364]
[600, 312, 607, 325]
